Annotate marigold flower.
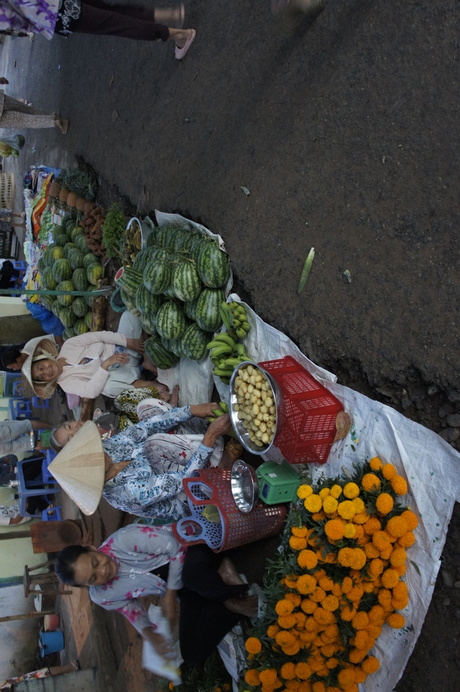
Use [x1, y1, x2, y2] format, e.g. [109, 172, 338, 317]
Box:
[361, 473, 381, 492]
[375, 492, 394, 516]
[278, 614, 297, 629]
[295, 662, 312, 680]
[341, 482, 359, 499]
[392, 595, 409, 610]
[364, 542, 380, 559]
[311, 586, 327, 603]
[275, 598, 295, 616]
[348, 647, 367, 664]
[392, 580, 408, 600]
[323, 518, 344, 541]
[353, 668, 368, 684]
[267, 624, 280, 638]
[289, 536, 307, 551]
[352, 611, 369, 630]
[361, 656, 380, 674]
[337, 500, 356, 520]
[340, 604, 356, 621]
[245, 636, 262, 654]
[275, 630, 297, 648]
[372, 530, 391, 550]
[382, 463, 397, 480]
[297, 549, 319, 571]
[304, 493, 322, 513]
[305, 615, 319, 632]
[389, 546, 406, 567]
[283, 642, 301, 657]
[337, 547, 355, 567]
[380, 544, 393, 561]
[342, 576, 353, 593]
[368, 604, 386, 624]
[322, 495, 339, 515]
[401, 509, 418, 530]
[351, 495, 365, 512]
[330, 484, 343, 498]
[285, 592, 302, 607]
[340, 523, 355, 539]
[348, 583, 364, 602]
[350, 548, 367, 570]
[312, 682, 326, 692]
[377, 588, 392, 608]
[313, 606, 335, 625]
[297, 484, 313, 499]
[390, 475, 408, 495]
[364, 517, 382, 535]
[280, 662, 297, 680]
[318, 575, 334, 591]
[354, 629, 370, 650]
[259, 668, 278, 686]
[337, 668, 356, 687]
[368, 558, 385, 578]
[386, 515, 408, 538]
[362, 580, 375, 593]
[369, 456, 383, 471]
[294, 611, 307, 629]
[322, 594, 339, 612]
[285, 681, 300, 691]
[319, 487, 330, 498]
[245, 669, 261, 686]
[297, 574, 317, 595]
[292, 525, 309, 537]
[301, 598, 318, 614]
[398, 531, 415, 548]
[381, 568, 400, 589]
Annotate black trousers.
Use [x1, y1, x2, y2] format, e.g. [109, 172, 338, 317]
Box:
[73, 0, 170, 41]
[179, 545, 249, 665]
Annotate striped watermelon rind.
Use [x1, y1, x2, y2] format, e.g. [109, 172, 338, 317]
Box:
[144, 336, 180, 370]
[52, 258, 73, 283]
[181, 323, 211, 360]
[197, 242, 230, 288]
[144, 259, 172, 295]
[172, 260, 202, 302]
[195, 288, 225, 332]
[155, 301, 187, 341]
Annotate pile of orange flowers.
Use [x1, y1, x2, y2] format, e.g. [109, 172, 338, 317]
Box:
[242, 457, 418, 692]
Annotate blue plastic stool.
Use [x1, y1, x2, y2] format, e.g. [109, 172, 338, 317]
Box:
[9, 398, 32, 420]
[13, 260, 28, 271]
[32, 396, 51, 409]
[41, 506, 62, 522]
[3, 372, 22, 397]
[42, 456, 58, 484]
[12, 380, 26, 397]
[16, 458, 60, 517]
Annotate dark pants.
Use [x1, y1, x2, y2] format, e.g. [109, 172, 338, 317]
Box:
[74, 0, 170, 41]
[179, 545, 249, 665]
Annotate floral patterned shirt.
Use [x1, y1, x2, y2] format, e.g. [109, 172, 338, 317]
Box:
[89, 524, 186, 635]
[0, 1, 60, 40]
[101, 406, 214, 523]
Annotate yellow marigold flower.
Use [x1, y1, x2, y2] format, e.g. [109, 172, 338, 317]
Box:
[375, 492, 394, 516]
[390, 475, 408, 495]
[368, 557, 385, 578]
[401, 509, 418, 530]
[398, 531, 415, 548]
[379, 544, 393, 560]
[361, 655, 380, 673]
[324, 518, 345, 541]
[297, 484, 313, 499]
[382, 463, 397, 480]
[289, 535, 307, 551]
[364, 542, 380, 559]
[340, 604, 356, 621]
[364, 517, 382, 535]
[343, 482, 360, 499]
[318, 487, 330, 498]
[343, 523, 357, 539]
[304, 494, 323, 513]
[389, 547, 406, 567]
[361, 473, 381, 492]
[351, 496, 365, 513]
[369, 456, 383, 471]
[352, 611, 369, 630]
[330, 484, 343, 498]
[348, 583, 364, 602]
[349, 647, 367, 664]
[318, 575, 334, 591]
[310, 585, 327, 603]
[297, 549, 319, 571]
[275, 598, 294, 616]
[259, 668, 278, 686]
[245, 670, 261, 686]
[278, 614, 297, 629]
[285, 592, 302, 607]
[337, 668, 356, 687]
[372, 530, 391, 550]
[394, 563, 407, 577]
[386, 515, 408, 538]
[337, 500, 356, 520]
[337, 547, 355, 567]
[295, 662, 312, 680]
[350, 548, 367, 570]
[301, 598, 318, 614]
[245, 637, 262, 654]
[322, 594, 339, 612]
[292, 525, 309, 537]
[312, 682, 326, 692]
[275, 630, 297, 647]
[354, 629, 370, 650]
[381, 569, 400, 589]
[280, 662, 297, 680]
[267, 624, 280, 638]
[297, 574, 317, 595]
[368, 604, 385, 624]
[322, 495, 339, 515]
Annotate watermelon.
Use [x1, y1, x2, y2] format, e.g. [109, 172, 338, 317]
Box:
[87, 263, 104, 286]
[74, 318, 89, 335]
[84, 312, 93, 329]
[70, 225, 85, 242]
[161, 335, 184, 358]
[72, 297, 87, 317]
[69, 249, 84, 271]
[155, 225, 181, 249]
[132, 249, 151, 274]
[42, 267, 57, 290]
[189, 233, 208, 260]
[62, 326, 75, 340]
[41, 294, 54, 311]
[172, 260, 202, 302]
[195, 288, 225, 332]
[155, 301, 187, 340]
[144, 336, 180, 370]
[144, 259, 172, 295]
[63, 242, 77, 258]
[120, 289, 141, 316]
[51, 225, 63, 242]
[135, 283, 163, 316]
[197, 242, 230, 288]
[51, 246, 65, 261]
[114, 267, 142, 296]
[181, 323, 211, 360]
[59, 306, 77, 328]
[57, 281, 75, 306]
[52, 258, 73, 283]
[51, 299, 61, 316]
[43, 247, 55, 267]
[141, 313, 156, 335]
[75, 234, 89, 253]
[72, 267, 89, 291]
[183, 296, 200, 321]
[55, 233, 69, 247]
[83, 252, 99, 269]
[174, 230, 196, 255]
[37, 257, 46, 274]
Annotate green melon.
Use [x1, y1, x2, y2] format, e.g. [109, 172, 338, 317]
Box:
[87, 263, 104, 285]
[195, 288, 225, 332]
[63, 242, 77, 259]
[181, 323, 211, 360]
[183, 296, 200, 321]
[114, 267, 142, 296]
[62, 326, 76, 340]
[70, 225, 85, 242]
[72, 267, 89, 292]
[144, 259, 172, 295]
[55, 232, 69, 247]
[57, 281, 75, 306]
[42, 267, 57, 290]
[74, 318, 89, 335]
[197, 242, 230, 288]
[72, 297, 88, 317]
[52, 258, 73, 283]
[51, 246, 65, 261]
[144, 336, 180, 370]
[59, 306, 77, 328]
[155, 301, 187, 340]
[84, 312, 93, 329]
[83, 252, 99, 269]
[172, 260, 202, 302]
[75, 234, 88, 253]
[69, 250, 84, 271]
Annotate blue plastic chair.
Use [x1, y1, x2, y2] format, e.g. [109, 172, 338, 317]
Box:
[12, 380, 26, 397]
[41, 506, 62, 522]
[9, 398, 32, 420]
[3, 372, 22, 397]
[32, 396, 51, 409]
[13, 260, 28, 271]
[16, 458, 60, 517]
[42, 450, 58, 484]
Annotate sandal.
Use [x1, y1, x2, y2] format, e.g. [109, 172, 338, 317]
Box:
[175, 29, 196, 60]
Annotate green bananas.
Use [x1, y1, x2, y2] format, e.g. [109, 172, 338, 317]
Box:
[208, 400, 229, 422]
[207, 301, 253, 384]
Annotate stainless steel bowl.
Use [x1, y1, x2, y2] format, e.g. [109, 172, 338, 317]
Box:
[229, 361, 281, 455]
[231, 459, 259, 513]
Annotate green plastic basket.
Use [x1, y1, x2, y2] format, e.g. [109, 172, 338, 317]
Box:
[256, 460, 301, 504]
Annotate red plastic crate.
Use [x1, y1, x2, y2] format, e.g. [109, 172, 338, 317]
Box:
[258, 356, 344, 464]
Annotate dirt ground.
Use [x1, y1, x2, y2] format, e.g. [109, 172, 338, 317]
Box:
[1, 1, 459, 689]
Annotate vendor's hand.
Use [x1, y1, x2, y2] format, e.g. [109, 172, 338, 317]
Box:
[142, 627, 175, 659]
[126, 338, 145, 353]
[102, 353, 129, 370]
[190, 402, 220, 419]
[160, 589, 179, 633]
[202, 413, 232, 447]
[169, 384, 180, 407]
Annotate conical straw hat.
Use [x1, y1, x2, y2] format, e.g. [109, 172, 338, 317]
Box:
[48, 421, 105, 515]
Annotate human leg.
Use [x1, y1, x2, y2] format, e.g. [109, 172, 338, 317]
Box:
[75, 0, 170, 41]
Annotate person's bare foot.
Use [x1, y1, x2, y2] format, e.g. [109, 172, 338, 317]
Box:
[224, 594, 258, 618]
[218, 557, 245, 586]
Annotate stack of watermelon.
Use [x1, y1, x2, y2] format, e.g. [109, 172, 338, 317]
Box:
[115, 224, 231, 368]
[37, 213, 105, 339]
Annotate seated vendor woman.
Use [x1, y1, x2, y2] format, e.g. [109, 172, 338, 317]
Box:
[20, 311, 167, 400]
[55, 524, 258, 664]
[48, 404, 234, 524]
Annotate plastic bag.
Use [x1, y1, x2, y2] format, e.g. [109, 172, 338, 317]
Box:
[0, 135, 25, 157]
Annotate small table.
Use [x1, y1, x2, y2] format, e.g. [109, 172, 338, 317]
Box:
[16, 458, 60, 517]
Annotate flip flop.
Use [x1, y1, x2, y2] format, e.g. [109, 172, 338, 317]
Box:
[56, 118, 69, 134]
[175, 29, 196, 60]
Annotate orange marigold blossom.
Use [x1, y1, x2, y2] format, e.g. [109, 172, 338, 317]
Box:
[344, 523, 357, 539]
[311, 586, 327, 603]
[368, 624, 382, 639]
[364, 542, 380, 559]
[311, 510, 326, 521]
[348, 583, 364, 602]
[363, 580, 375, 593]
[353, 668, 367, 684]
[326, 657, 340, 669]
[372, 530, 391, 549]
[259, 668, 279, 686]
[280, 662, 297, 680]
[341, 604, 357, 621]
[398, 531, 415, 548]
[351, 496, 366, 513]
[285, 592, 302, 606]
[313, 607, 335, 625]
[361, 656, 380, 674]
[401, 508, 418, 530]
[297, 549, 319, 570]
[289, 536, 308, 551]
[292, 525, 309, 537]
[368, 604, 385, 623]
[318, 575, 334, 591]
[349, 647, 367, 664]
[275, 630, 297, 647]
[337, 500, 356, 520]
[364, 517, 382, 535]
[337, 668, 356, 687]
[390, 475, 408, 495]
[294, 611, 307, 629]
[300, 630, 317, 643]
[319, 487, 331, 499]
[330, 484, 343, 498]
[350, 548, 367, 570]
[285, 681, 300, 691]
[267, 623, 280, 638]
[304, 494, 323, 513]
[245, 670, 261, 686]
[354, 629, 370, 650]
[381, 568, 400, 589]
[275, 598, 295, 616]
[342, 576, 353, 593]
[352, 610, 369, 629]
[331, 582, 342, 597]
[392, 580, 408, 599]
[375, 492, 394, 515]
[394, 563, 407, 577]
[312, 682, 326, 692]
[377, 588, 392, 608]
[390, 546, 406, 567]
[245, 636, 262, 654]
[369, 456, 383, 470]
[343, 482, 360, 499]
[297, 574, 317, 594]
[297, 484, 313, 499]
[295, 662, 312, 680]
[386, 515, 408, 538]
[353, 512, 369, 526]
[387, 612, 406, 628]
[278, 614, 297, 629]
[305, 615, 319, 632]
[337, 547, 355, 567]
[322, 594, 340, 612]
[379, 545, 393, 561]
[301, 598, 318, 614]
[324, 518, 345, 541]
[392, 595, 409, 610]
[382, 463, 397, 480]
[322, 495, 339, 514]
[361, 473, 381, 491]
[283, 642, 301, 657]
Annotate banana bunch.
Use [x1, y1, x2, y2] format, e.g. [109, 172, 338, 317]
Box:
[220, 301, 251, 340]
[206, 331, 252, 384]
[208, 400, 229, 422]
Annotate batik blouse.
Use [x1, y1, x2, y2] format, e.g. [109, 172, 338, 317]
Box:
[101, 406, 214, 523]
[89, 524, 186, 635]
